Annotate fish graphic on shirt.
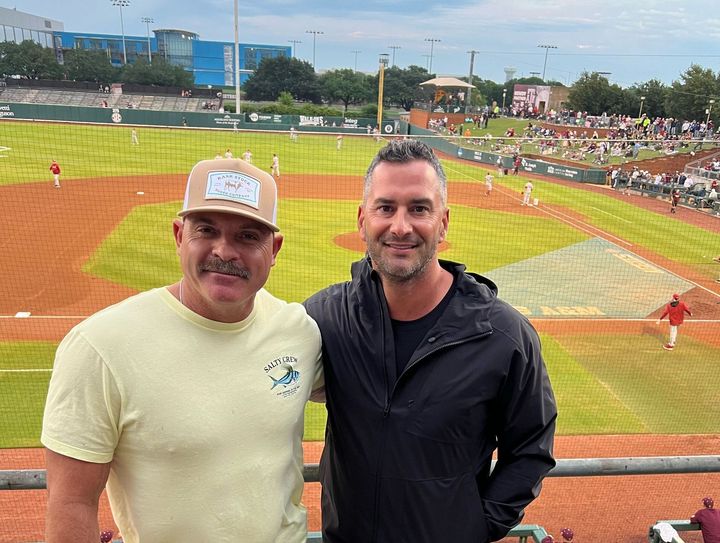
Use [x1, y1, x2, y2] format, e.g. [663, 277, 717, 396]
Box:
[269, 364, 300, 389]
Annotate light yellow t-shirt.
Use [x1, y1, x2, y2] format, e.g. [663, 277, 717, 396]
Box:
[42, 287, 322, 543]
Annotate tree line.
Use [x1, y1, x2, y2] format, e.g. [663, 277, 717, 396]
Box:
[2, 40, 718, 122]
[0, 40, 193, 88]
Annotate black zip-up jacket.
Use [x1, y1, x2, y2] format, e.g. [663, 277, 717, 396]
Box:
[304, 258, 557, 543]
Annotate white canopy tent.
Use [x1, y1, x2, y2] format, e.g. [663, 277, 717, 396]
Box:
[419, 77, 476, 89]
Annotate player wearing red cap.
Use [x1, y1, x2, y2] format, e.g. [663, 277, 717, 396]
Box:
[656, 293, 692, 350]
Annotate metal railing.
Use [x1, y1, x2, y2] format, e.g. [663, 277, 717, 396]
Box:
[3, 455, 719, 490]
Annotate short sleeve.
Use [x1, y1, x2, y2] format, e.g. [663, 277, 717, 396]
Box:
[41, 330, 120, 464]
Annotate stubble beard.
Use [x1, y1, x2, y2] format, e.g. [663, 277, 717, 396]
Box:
[365, 235, 436, 285]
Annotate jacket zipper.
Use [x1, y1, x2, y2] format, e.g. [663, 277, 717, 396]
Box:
[370, 329, 493, 542]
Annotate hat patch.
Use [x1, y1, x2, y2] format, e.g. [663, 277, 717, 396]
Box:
[205, 171, 261, 209]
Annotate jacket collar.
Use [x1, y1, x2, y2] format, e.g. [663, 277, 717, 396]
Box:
[350, 256, 497, 336]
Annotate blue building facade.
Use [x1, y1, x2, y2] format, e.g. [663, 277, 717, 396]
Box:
[52, 29, 289, 86]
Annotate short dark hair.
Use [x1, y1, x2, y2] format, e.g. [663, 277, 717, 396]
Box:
[364, 139, 447, 206]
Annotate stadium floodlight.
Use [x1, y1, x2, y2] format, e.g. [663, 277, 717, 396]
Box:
[305, 30, 324, 69]
[288, 40, 302, 58]
[537, 44, 557, 81]
[111, 0, 130, 66]
[424, 38, 440, 74]
[234, 0, 240, 116]
[351, 50, 361, 72]
[388, 45, 401, 67]
[141, 17, 154, 63]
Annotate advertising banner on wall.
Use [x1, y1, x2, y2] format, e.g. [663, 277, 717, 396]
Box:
[223, 46, 233, 87]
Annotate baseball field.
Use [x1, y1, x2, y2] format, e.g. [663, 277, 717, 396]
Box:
[1, 119, 719, 542]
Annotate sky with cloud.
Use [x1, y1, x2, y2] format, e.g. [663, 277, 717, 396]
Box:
[9, 0, 720, 88]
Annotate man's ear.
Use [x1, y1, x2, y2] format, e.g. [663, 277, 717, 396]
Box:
[357, 205, 366, 242]
[439, 208, 449, 242]
[173, 219, 183, 255]
[270, 233, 284, 266]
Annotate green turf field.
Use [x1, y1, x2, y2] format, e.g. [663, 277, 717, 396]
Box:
[1, 120, 719, 448]
[0, 121, 385, 184]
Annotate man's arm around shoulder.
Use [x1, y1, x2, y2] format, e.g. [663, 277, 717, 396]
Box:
[45, 449, 111, 543]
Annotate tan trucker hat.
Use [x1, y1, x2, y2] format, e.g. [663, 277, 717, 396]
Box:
[178, 158, 278, 231]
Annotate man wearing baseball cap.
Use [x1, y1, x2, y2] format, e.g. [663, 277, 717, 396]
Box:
[691, 497, 720, 543]
[42, 158, 323, 542]
[656, 292, 692, 351]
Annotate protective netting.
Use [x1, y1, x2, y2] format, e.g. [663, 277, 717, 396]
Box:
[1, 120, 719, 542]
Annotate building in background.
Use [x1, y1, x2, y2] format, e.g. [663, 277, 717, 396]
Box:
[0, 7, 288, 86]
[0, 6, 63, 47]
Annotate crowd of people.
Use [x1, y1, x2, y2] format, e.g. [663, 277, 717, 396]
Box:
[608, 165, 719, 209]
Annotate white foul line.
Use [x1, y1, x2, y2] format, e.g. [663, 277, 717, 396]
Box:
[0, 369, 52, 373]
[590, 206, 632, 223]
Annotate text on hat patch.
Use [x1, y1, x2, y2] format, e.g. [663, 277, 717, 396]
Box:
[205, 171, 261, 209]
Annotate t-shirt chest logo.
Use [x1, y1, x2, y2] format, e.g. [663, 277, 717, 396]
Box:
[264, 355, 301, 398]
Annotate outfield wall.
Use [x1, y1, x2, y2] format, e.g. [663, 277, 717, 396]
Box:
[0, 102, 395, 134]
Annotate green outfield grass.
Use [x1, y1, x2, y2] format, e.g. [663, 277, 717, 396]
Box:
[0, 342, 54, 448]
[1, 120, 719, 449]
[0, 121, 385, 185]
[553, 333, 720, 433]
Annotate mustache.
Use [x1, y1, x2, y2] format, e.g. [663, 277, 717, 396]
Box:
[381, 234, 420, 244]
[199, 258, 250, 278]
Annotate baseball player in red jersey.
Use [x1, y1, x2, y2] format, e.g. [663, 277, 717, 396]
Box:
[656, 293, 692, 350]
[49, 160, 61, 188]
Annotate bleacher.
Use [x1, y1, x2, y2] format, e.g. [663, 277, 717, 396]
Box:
[617, 177, 720, 216]
[0, 87, 219, 113]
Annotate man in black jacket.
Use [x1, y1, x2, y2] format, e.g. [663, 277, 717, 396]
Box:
[304, 139, 557, 543]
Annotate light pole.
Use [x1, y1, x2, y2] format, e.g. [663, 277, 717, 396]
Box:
[466, 50, 479, 107]
[424, 38, 440, 74]
[706, 99, 715, 126]
[305, 30, 323, 69]
[502, 88, 507, 112]
[288, 39, 301, 58]
[234, 0, 240, 116]
[111, 0, 130, 65]
[388, 45, 401, 67]
[421, 54, 431, 71]
[529, 71, 541, 78]
[141, 16, 153, 63]
[638, 95, 646, 118]
[377, 53, 389, 130]
[537, 44, 557, 81]
[351, 50, 361, 71]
